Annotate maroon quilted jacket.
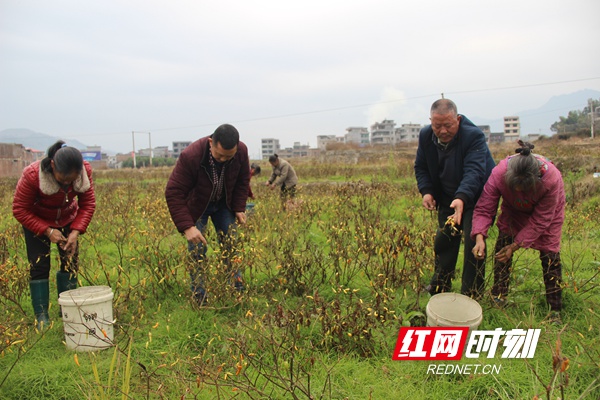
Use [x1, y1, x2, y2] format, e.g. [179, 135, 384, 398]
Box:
[12, 160, 96, 235]
[165, 136, 250, 233]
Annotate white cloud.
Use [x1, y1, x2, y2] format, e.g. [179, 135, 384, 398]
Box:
[366, 87, 407, 126]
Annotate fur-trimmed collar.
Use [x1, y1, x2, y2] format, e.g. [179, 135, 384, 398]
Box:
[39, 166, 91, 195]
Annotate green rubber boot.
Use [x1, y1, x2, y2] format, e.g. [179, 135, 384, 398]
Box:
[30, 279, 50, 331]
[57, 271, 77, 317]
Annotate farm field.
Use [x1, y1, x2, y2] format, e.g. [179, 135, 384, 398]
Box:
[0, 138, 599, 399]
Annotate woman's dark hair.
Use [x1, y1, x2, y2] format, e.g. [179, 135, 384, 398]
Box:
[212, 124, 239, 150]
[505, 140, 539, 192]
[41, 140, 84, 174]
[251, 163, 261, 175]
[268, 154, 279, 163]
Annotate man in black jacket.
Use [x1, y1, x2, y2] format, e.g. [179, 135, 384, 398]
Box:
[414, 99, 495, 298]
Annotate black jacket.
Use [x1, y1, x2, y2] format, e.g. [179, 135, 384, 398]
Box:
[414, 115, 495, 208]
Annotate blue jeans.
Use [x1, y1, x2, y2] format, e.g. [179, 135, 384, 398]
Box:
[187, 201, 242, 301]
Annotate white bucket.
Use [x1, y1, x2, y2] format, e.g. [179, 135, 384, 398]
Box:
[426, 292, 483, 331]
[58, 286, 114, 351]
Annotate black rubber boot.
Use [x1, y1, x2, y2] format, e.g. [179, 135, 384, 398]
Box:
[30, 279, 50, 331]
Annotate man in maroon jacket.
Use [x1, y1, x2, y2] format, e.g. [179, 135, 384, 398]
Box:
[165, 124, 250, 305]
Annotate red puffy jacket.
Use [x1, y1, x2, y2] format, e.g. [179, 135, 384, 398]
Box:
[12, 160, 96, 236]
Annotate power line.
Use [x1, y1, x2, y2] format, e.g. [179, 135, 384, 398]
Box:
[3, 76, 600, 141]
[146, 77, 600, 133]
[444, 77, 600, 95]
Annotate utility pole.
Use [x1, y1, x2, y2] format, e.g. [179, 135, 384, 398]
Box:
[590, 99, 595, 140]
[132, 131, 151, 168]
[132, 131, 137, 169]
[148, 132, 153, 167]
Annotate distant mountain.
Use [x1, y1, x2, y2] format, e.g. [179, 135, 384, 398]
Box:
[474, 89, 600, 136]
[518, 89, 600, 135]
[0, 128, 89, 152]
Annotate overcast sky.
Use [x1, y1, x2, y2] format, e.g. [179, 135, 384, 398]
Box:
[1, 0, 599, 157]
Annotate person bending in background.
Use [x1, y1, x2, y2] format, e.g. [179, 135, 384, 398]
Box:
[246, 163, 261, 214]
[12, 141, 96, 330]
[248, 163, 261, 200]
[165, 124, 250, 305]
[414, 98, 495, 298]
[472, 141, 565, 323]
[266, 154, 298, 205]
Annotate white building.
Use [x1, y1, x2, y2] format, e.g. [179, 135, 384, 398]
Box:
[291, 142, 310, 158]
[371, 120, 396, 145]
[396, 123, 422, 143]
[261, 138, 280, 159]
[345, 127, 370, 145]
[316, 135, 337, 151]
[278, 142, 311, 158]
[504, 116, 521, 143]
[172, 141, 191, 158]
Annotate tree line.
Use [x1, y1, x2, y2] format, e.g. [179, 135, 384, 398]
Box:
[550, 98, 599, 138]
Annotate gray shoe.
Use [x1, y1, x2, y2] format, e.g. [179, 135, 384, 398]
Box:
[547, 311, 562, 326]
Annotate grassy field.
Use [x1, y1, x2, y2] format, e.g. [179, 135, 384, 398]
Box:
[0, 138, 599, 399]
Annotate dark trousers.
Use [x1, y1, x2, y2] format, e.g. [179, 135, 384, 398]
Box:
[23, 226, 78, 280]
[281, 184, 296, 200]
[491, 232, 563, 311]
[429, 205, 485, 297]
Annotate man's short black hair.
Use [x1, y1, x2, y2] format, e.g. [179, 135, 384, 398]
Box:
[212, 124, 240, 150]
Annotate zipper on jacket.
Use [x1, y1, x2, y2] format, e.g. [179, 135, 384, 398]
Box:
[199, 164, 214, 218]
[55, 187, 70, 224]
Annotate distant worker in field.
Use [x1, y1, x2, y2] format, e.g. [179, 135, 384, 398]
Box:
[165, 124, 250, 305]
[246, 163, 261, 213]
[248, 163, 261, 200]
[12, 141, 96, 330]
[266, 154, 298, 205]
[472, 141, 565, 322]
[414, 98, 495, 298]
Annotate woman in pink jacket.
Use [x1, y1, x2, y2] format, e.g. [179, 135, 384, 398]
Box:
[471, 141, 565, 321]
[13, 141, 96, 330]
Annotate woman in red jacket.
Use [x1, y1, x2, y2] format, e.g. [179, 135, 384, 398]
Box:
[12, 141, 96, 330]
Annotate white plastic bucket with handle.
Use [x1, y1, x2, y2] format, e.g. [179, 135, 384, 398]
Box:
[426, 292, 483, 331]
[58, 286, 114, 351]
